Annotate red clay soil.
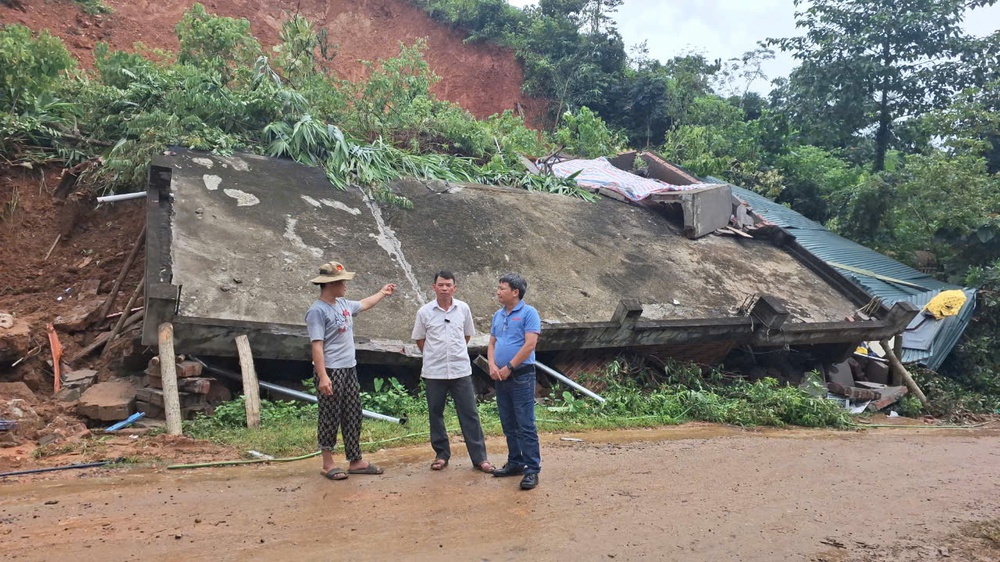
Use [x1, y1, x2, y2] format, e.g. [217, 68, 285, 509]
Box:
[0, 0, 548, 124]
[0, 0, 546, 456]
[0, 165, 146, 388]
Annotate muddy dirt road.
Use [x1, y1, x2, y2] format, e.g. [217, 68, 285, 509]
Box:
[2, 424, 999, 561]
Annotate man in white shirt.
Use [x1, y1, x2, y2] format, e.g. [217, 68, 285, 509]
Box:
[412, 271, 494, 473]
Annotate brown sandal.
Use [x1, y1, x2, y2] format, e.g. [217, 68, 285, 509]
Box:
[430, 458, 448, 470]
[474, 461, 495, 473]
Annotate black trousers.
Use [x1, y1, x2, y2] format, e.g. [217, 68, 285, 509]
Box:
[425, 376, 488, 465]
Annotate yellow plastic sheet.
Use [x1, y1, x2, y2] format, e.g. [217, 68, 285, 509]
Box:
[923, 290, 967, 320]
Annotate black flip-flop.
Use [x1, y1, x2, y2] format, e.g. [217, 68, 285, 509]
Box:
[322, 467, 348, 480]
[348, 463, 384, 475]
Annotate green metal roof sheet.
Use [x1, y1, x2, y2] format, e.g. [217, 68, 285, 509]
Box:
[721, 181, 975, 369]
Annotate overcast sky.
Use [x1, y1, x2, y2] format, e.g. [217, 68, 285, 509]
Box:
[506, 0, 1000, 94]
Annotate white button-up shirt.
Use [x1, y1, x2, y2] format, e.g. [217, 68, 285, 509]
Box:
[411, 298, 476, 379]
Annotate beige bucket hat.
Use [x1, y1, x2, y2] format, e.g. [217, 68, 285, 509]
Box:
[310, 261, 356, 284]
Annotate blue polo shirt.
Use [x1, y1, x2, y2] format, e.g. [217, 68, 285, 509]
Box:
[490, 300, 541, 368]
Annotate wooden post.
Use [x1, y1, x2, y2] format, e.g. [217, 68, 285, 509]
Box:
[880, 339, 929, 406]
[891, 337, 904, 386]
[98, 224, 146, 321]
[158, 323, 182, 435]
[101, 274, 145, 358]
[235, 335, 261, 429]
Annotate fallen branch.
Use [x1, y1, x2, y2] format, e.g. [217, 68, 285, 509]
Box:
[106, 306, 143, 320]
[60, 132, 113, 147]
[43, 234, 60, 261]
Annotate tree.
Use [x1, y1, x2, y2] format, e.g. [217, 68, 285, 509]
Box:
[769, 0, 995, 172]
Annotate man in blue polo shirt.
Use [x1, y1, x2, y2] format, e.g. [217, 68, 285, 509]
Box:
[487, 272, 542, 490]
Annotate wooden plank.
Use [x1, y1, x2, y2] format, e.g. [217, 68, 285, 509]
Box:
[101, 274, 145, 358]
[99, 224, 146, 321]
[158, 323, 183, 435]
[235, 334, 261, 429]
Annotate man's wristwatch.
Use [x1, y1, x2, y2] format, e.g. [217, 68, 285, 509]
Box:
[505, 362, 515, 371]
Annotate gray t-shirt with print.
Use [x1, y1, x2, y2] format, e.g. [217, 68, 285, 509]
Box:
[305, 298, 363, 369]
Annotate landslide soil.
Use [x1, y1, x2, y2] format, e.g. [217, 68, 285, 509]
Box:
[0, 0, 546, 467]
[3, 4, 1000, 560]
[2, 425, 1000, 561]
[0, 0, 547, 124]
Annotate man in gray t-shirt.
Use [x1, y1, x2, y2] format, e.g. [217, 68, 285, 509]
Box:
[305, 260, 396, 480]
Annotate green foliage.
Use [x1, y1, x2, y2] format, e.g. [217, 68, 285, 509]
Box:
[830, 152, 1000, 272]
[550, 357, 852, 428]
[936, 260, 1000, 406]
[188, 395, 317, 432]
[894, 395, 924, 418]
[273, 14, 333, 85]
[554, 106, 625, 158]
[772, 144, 864, 222]
[361, 378, 427, 418]
[347, 40, 439, 142]
[176, 3, 261, 83]
[414, 0, 524, 44]
[911, 367, 1000, 419]
[924, 80, 1000, 173]
[75, 0, 111, 15]
[0, 25, 75, 112]
[768, 0, 983, 171]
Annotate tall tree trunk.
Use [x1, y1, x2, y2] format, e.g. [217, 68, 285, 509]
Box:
[874, 89, 890, 172]
[874, 39, 893, 172]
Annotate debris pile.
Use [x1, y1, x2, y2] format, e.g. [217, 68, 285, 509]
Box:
[820, 346, 910, 413]
[136, 356, 230, 420]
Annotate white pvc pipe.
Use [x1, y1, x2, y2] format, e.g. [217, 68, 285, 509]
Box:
[535, 361, 607, 403]
[97, 191, 147, 203]
[193, 358, 406, 424]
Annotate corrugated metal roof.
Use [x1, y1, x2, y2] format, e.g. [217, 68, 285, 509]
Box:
[720, 181, 975, 369]
[899, 289, 977, 370]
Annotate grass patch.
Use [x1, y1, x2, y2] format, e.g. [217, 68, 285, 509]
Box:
[74, 0, 111, 15]
[1, 186, 18, 224]
[184, 361, 854, 457]
[31, 434, 115, 459]
[966, 520, 1000, 545]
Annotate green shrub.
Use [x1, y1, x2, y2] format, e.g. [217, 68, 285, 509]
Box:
[176, 3, 261, 83]
[554, 106, 625, 158]
[361, 378, 427, 418]
[188, 396, 317, 433]
[0, 25, 75, 112]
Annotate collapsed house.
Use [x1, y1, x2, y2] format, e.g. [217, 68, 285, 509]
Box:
[544, 150, 974, 407]
[723, 184, 975, 372]
[141, 149, 917, 385]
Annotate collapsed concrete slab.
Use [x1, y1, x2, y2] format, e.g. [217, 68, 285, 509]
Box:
[142, 150, 917, 366]
[77, 380, 136, 421]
